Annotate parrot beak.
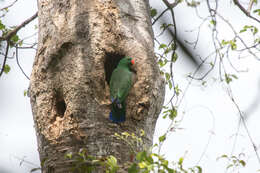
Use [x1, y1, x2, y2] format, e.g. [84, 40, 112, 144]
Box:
[131, 59, 135, 65]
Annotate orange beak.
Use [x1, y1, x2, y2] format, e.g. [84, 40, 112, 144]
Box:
[131, 59, 135, 65]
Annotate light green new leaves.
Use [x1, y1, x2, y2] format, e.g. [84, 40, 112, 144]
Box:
[253, 9, 260, 16]
[105, 156, 118, 173]
[217, 154, 246, 171]
[159, 134, 166, 143]
[150, 8, 157, 18]
[225, 73, 238, 84]
[4, 64, 10, 74]
[0, 20, 6, 30]
[240, 25, 258, 35]
[221, 39, 237, 50]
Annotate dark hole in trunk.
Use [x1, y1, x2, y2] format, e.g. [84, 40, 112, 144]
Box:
[104, 53, 125, 85]
[56, 99, 66, 117]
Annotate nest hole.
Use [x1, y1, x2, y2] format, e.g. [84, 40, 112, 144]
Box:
[104, 53, 125, 85]
[56, 98, 66, 118]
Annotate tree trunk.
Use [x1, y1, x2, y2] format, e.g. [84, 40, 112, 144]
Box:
[30, 0, 165, 172]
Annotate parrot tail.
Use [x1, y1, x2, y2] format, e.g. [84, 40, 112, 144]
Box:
[109, 99, 126, 123]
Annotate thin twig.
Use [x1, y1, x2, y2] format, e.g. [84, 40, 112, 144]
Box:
[228, 87, 260, 164]
[15, 45, 30, 80]
[16, 42, 37, 50]
[0, 0, 18, 11]
[152, 8, 169, 25]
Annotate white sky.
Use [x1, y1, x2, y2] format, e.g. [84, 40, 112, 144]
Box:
[0, 0, 260, 173]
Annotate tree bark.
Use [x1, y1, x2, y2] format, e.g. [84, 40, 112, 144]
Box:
[30, 0, 165, 172]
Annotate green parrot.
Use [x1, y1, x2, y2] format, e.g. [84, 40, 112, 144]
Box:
[109, 56, 135, 123]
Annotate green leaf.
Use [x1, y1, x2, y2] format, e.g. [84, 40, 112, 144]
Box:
[136, 151, 147, 162]
[253, 9, 260, 16]
[159, 134, 166, 142]
[239, 28, 247, 33]
[165, 73, 170, 81]
[239, 25, 258, 35]
[221, 39, 228, 46]
[106, 156, 118, 173]
[225, 74, 232, 84]
[239, 160, 246, 167]
[159, 44, 167, 49]
[161, 159, 168, 167]
[65, 152, 73, 159]
[0, 20, 5, 30]
[11, 34, 19, 43]
[128, 163, 139, 173]
[4, 64, 10, 74]
[195, 166, 202, 173]
[24, 90, 27, 97]
[210, 20, 216, 25]
[158, 59, 167, 67]
[254, 38, 260, 44]
[168, 80, 172, 90]
[158, 59, 163, 67]
[164, 47, 170, 55]
[169, 108, 177, 120]
[226, 164, 233, 170]
[174, 85, 180, 96]
[151, 8, 157, 18]
[140, 129, 145, 136]
[138, 161, 147, 169]
[187, 0, 201, 7]
[178, 157, 184, 165]
[160, 23, 173, 30]
[230, 40, 237, 50]
[171, 52, 178, 62]
[217, 154, 228, 161]
[108, 155, 117, 165]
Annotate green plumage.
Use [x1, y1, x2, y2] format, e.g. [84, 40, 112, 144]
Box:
[109, 57, 134, 123]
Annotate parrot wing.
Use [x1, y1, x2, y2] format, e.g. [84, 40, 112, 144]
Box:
[109, 67, 132, 103]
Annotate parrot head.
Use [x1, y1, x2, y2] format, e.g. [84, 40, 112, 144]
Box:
[118, 56, 135, 67]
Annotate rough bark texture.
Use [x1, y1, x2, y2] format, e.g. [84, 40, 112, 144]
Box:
[30, 0, 165, 172]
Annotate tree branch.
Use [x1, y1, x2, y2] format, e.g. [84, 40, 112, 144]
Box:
[0, 11, 38, 41]
[152, 0, 181, 25]
[247, 0, 255, 12]
[233, 0, 260, 23]
[152, 8, 168, 25]
[0, 12, 38, 78]
[0, 41, 9, 77]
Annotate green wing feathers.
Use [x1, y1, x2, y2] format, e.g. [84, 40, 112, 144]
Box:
[109, 68, 132, 102]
